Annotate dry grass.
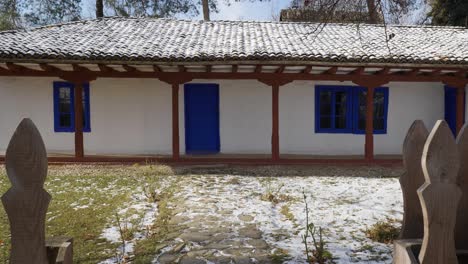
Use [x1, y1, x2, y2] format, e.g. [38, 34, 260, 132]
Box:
[365, 220, 400, 244]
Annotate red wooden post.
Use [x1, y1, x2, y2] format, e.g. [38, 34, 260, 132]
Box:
[365, 87, 375, 161]
[172, 83, 180, 160]
[456, 86, 465, 135]
[272, 84, 280, 161]
[74, 82, 84, 159]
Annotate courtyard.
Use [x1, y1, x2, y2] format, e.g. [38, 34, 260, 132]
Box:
[0, 165, 403, 263]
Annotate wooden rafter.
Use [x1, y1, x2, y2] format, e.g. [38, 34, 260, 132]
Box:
[376, 67, 390, 75]
[276, 65, 285, 74]
[72, 64, 90, 72]
[324, 66, 338, 75]
[178, 65, 186, 73]
[348, 67, 365, 75]
[153, 65, 162, 73]
[122, 65, 138, 72]
[0, 63, 466, 85]
[255, 65, 262, 73]
[6, 63, 28, 73]
[98, 64, 118, 73]
[302, 65, 312, 74]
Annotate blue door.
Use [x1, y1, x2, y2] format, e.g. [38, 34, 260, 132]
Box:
[445, 86, 465, 136]
[184, 84, 220, 154]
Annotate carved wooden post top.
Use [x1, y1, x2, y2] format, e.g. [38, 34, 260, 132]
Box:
[5, 118, 48, 188]
[422, 120, 459, 184]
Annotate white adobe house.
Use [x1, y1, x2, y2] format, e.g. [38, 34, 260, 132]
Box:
[0, 18, 467, 164]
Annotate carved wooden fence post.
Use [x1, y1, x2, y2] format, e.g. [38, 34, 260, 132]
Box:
[399, 120, 428, 239]
[456, 123, 468, 250]
[1, 118, 73, 264]
[418, 120, 461, 264]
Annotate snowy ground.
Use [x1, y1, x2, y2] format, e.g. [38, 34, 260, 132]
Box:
[99, 173, 403, 263]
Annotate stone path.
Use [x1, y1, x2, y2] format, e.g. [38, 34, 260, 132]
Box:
[147, 174, 402, 264]
[155, 176, 274, 264]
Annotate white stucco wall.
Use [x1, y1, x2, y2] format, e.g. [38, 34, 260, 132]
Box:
[0, 77, 448, 156]
[0, 77, 74, 154]
[280, 81, 444, 155]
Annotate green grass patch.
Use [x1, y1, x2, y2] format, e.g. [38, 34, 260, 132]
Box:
[0, 164, 174, 263]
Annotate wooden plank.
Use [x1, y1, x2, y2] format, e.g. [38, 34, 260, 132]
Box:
[74, 82, 84, 159]
[456, 123, 468, 250]
[172, 84, 180, 160]
[232, 65, 238, 73]
[418, 120, 461, 264]
[272, 84, 280, 161]
[1, 118, 50, 264]
[365, 87, 375, 161]
[399, 120, 428, 239]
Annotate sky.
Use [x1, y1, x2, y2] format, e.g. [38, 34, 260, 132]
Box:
[81, 0, 291, 21]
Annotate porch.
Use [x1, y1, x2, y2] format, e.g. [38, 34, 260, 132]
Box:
[0, 63, 466, 165]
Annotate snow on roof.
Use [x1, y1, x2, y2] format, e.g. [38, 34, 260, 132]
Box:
[0, 17, 467, 66]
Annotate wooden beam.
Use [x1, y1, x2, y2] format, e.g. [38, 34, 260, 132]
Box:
[206, 65, 212, 73]
[406, 68, 420, 76]
[276, 65, 285, 74]
[98, 64, 117, 73]
[365, 87, 375, 161]
[232, 65, 238, 73]
[74, 82, 84, 159]
[153, 65, 161, 73]
[255, 65, 262, 73]
[6, 63, 27, 73]
[348, 67, 365, 75]
[72, 64, 91, 72]
[302, 65, 312, 74]
[324, 66, 338, 75]
[122, 65, 138, 72]
[272, 84, 280, 161]
[172, 83, 180, 160]
[178, 65, 186, 73]
[376, 67, 390, 75]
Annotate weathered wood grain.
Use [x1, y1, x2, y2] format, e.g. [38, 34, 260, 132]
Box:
[456, 123, 468, 250]
[1, 118, 50, 264]
[418, 120, 461, 264]
[399, 120, 428, 239]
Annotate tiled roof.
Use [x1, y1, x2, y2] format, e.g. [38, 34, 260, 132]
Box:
[0, 17, 467, 66]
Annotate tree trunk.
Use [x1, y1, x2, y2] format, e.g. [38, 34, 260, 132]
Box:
[96, 0, 104, 18]
[202, 0, 210, 21]
[366, 0, 378, 23]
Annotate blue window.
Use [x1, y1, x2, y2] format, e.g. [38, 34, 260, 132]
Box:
[315, 85, 388, 134]
[53, 82, 91, 132]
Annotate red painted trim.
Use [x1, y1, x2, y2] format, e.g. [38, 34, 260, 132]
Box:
[0, 155, 402, 166]
[272, 84, 280, 161]
[74, 82, 84, 158]
[172, 84, 180, 160]
[365, 87, 375, 161]
[456, 87, 465, 134]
